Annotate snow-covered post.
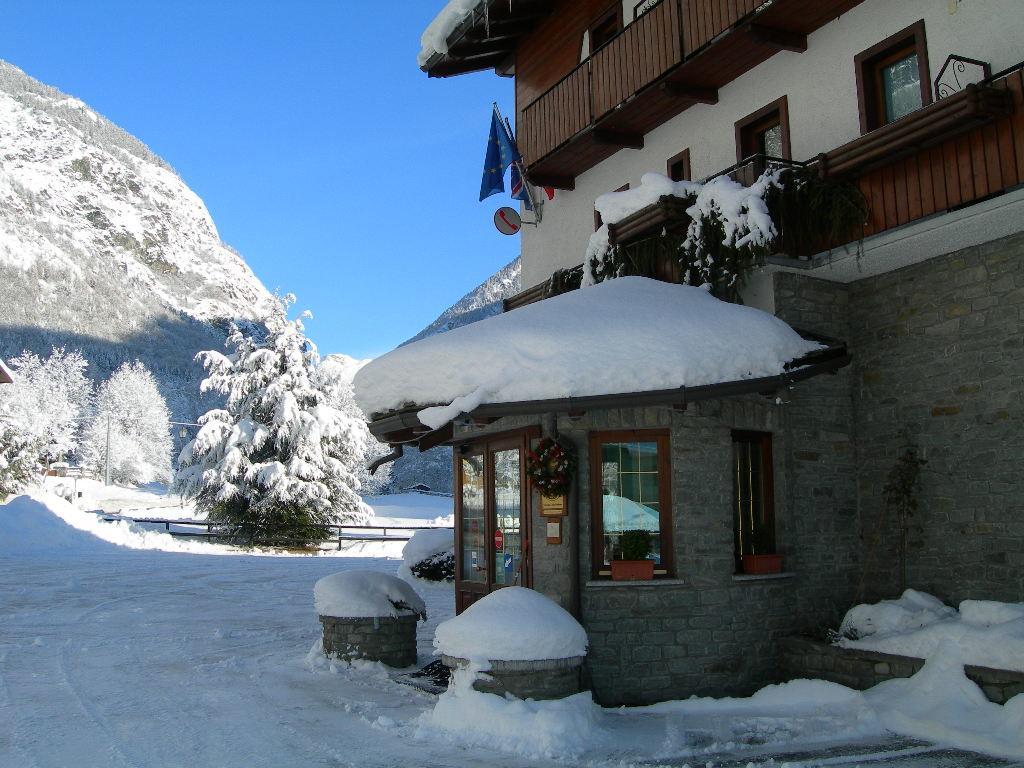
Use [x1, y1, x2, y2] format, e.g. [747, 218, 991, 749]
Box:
[314, 570, 426, 668]
[104, 414, 111, 486]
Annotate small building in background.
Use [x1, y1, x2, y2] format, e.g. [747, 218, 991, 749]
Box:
[0, 359, 13, 385]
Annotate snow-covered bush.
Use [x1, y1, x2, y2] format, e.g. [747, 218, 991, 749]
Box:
[401, 528, 455, 582]
[174, 294, 369, 547]
[83, 361, 172, 484]
[0, 348, 93, 465]
[0, 422, 39, 497]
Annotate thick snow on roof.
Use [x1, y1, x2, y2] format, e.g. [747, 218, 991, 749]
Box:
[418, 0, 478, 66]
[353, 277, 822, 426]
[434, 586, 587, 663]
[313, 569, 426, 619]
[0, 357, 13, 383]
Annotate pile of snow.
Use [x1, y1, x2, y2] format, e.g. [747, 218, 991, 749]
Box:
[418, 0, 478, 66]
[400, 528, 454, 582]
[0, 494, 113, 555]
[840, 589, 957, 638]
[864, 644, 1024, 760]
[837, 590, 1024, 672]
[353, 277, 821, 427]
[433, 587, 587, 663]
[418, 666, 606, 760]
[314, 569, 426, 619]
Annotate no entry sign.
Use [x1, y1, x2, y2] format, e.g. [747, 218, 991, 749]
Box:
[494, 529, 504, 552]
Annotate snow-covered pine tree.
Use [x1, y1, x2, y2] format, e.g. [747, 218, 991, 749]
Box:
[316, 354, 393, 496]
[174, 294, 369, 547]
[0, 421, 38, 497]
[0, 348, 93, 466]
[83, 361, 173, 485]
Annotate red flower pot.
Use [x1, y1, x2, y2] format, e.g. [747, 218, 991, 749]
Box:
[741, 554, 783, 574]
[611, 559, 655, 581]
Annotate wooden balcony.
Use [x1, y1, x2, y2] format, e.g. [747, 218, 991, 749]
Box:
[520, 0, 863, 188]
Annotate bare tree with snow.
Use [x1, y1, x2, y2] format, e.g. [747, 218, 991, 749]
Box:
[83, 361, 173, 485]
[0, 348, 93, 466]
[174, 294, 369, 546]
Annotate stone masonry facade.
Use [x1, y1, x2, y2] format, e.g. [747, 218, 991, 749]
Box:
[320, 614, 418, 668]
[446, 231, 1022, 705]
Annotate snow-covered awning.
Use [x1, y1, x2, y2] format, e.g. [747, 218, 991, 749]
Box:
[0, 358, 14, 384]
[353, 277, 849, 441]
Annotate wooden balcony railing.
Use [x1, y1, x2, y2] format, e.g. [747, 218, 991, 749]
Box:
[519, 0, 864, 187]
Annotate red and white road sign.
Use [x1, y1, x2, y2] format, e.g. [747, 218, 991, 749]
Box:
[494, 529, 504, 552]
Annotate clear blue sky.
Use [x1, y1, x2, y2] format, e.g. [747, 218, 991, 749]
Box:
[2, 1, 519, 358]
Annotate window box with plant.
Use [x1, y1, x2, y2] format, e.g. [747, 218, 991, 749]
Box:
[611, 529, 655, 581]
[733, 431, 781, 575]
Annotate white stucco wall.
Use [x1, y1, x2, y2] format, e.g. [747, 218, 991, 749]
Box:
[519, 0, 1024, 289]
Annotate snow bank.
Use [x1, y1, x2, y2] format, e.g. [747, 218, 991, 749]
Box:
[865, 644, 1024, 760]
[838, 590, 1024, 672]
[840, 589, 957, 638]
[418, 0, 477, 66]
[353, 277, 821, 424]
[417, 666, 606, 760]
[433, 587, 587, 663]
[314, 569, 426, 619]
[402, 528, 453, 566]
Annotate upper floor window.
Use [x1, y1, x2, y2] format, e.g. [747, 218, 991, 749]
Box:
[854, 20, 931, 133]
[736, 96, 790, 162]
[589, 6, 622, 53]
[590, 430, 674, 578]
[667, 148, 691, 182]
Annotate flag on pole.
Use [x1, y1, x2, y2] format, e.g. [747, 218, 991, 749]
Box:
[479, 109, 521, 201]
[510, 163, 532, 211]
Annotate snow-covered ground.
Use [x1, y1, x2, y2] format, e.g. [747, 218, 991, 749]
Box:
[1, 493, 1021, 767]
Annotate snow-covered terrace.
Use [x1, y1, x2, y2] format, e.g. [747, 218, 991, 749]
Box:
[353, 277, 849, 441]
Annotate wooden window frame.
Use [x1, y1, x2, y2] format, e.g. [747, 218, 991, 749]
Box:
[589, 429, 674, 579]
[633, 0, 658, 20]
[587, 3, 624, 56]
[735, 95, 791, 163]
[595, 182, 629, 230]
[667, 148, 691, 182]
[732, 430, 776, 570]
[854, 20, 931, 134]
[453, 427, 538, 613]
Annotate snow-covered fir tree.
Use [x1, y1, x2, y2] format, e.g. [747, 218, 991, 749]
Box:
[316, 354, 393, 495]
[0, 348, 93, 466]
[83, 361, 173, 485]
[174, 294, 369, 546]
[0, 421, 38, 497]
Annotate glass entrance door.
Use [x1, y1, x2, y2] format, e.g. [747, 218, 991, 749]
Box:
[454, 434, 532, 614]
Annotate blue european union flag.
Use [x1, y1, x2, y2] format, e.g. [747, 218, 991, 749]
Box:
[479, 110, 521, 202]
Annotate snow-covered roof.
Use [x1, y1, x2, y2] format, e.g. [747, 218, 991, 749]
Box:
[0, 358, 13, 384]
[353, 277, 826, 428]
[418, 0, 479, 67]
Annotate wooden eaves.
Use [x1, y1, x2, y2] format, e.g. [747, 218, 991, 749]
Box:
[366, 331, 850, 454]
[420, 0, 554, 78]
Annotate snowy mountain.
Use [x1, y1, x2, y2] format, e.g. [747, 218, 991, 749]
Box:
[403, 257, 521, 345]
[0, 61, 275, 419]
[388, 256, 521, 493]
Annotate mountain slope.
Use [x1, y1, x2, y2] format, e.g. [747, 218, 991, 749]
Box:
[387, 256, 521, 493]
[0, 61, 275, 418]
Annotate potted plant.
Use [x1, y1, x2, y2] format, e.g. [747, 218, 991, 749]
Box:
[611, 529, 655, 581]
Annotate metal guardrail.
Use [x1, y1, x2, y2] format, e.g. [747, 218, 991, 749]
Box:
[87, 511, 453, 549]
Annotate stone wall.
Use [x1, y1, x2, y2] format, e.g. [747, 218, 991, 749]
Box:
[778, 231, 1024, 606]
[441, 654, 584, 700]
[778, 635, 1024, 705]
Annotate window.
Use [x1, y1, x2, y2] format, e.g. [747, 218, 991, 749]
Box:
[595, 182, 629, 230]
[732, 431, 775, 568]
[633, 0, 658, 19]
[667, 148, 691, 182]
[854, 20, 930, 133]
[735, 96, 791, 163]
[589, 7, 622, 53]
[590, 430, 673, 577]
